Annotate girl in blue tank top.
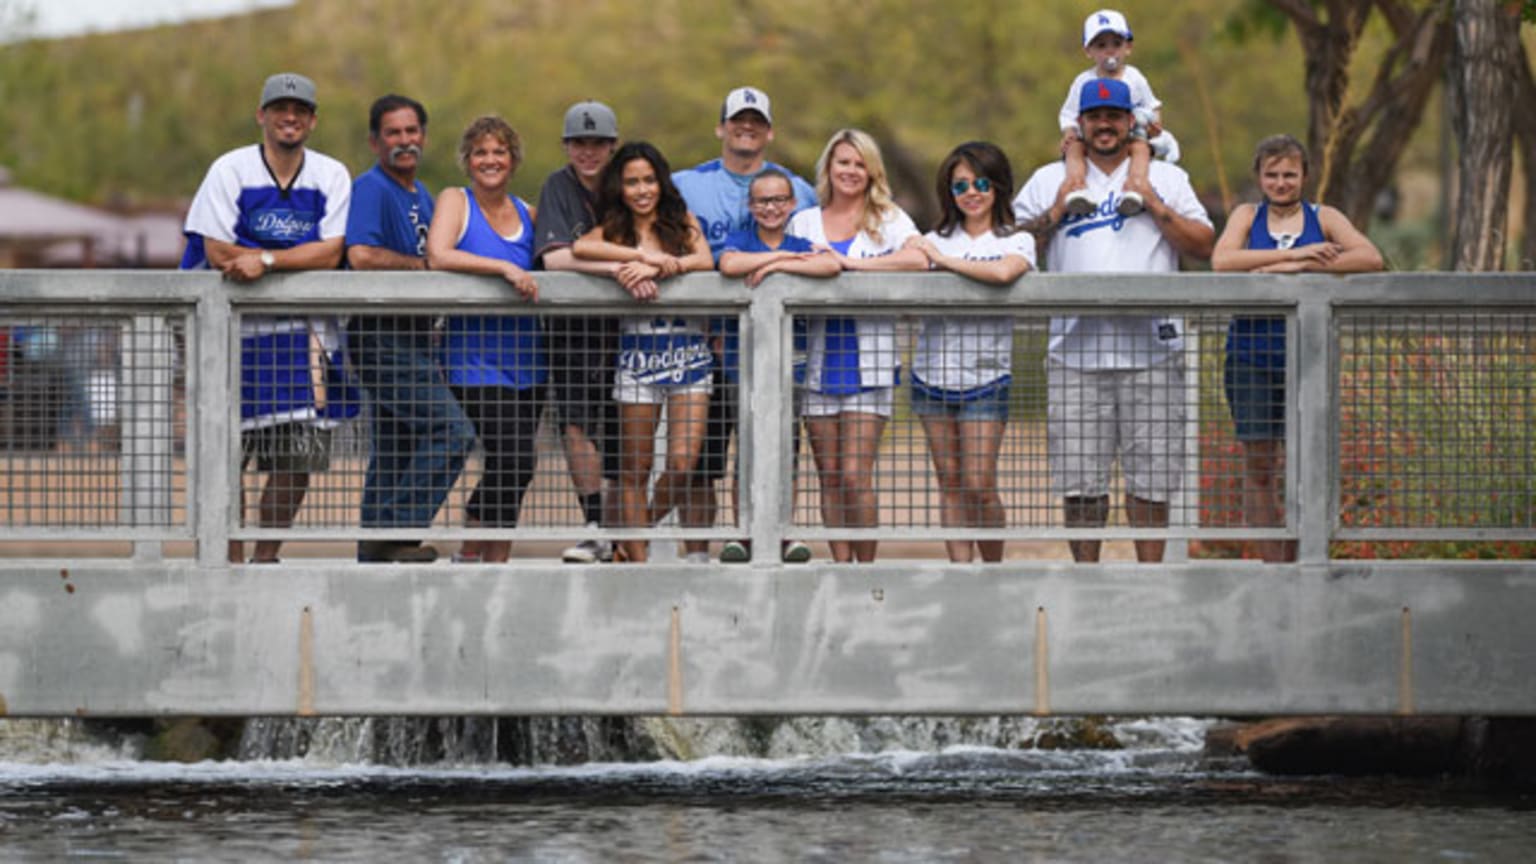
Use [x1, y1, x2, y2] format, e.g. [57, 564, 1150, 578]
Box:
[426, 116, 547, 564]
[1212, 134, 1384, 563]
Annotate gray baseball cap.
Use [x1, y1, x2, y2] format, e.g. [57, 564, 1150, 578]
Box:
[562, 101, 618, 140]
[260, 73, 317, 110]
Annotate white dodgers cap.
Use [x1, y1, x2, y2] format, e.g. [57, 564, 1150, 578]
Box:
[1083, 9, 1133, 46]
[720, 86, 772, 124]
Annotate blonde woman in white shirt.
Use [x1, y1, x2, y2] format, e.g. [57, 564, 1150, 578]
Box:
[787, 129, 926, 563]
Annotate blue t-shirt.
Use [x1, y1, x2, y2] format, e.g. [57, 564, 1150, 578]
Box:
[444, 191, 545, 390]
[717, 228, 815, 383]
[345, 164, 432, 257]
[672, 159, 818, 259]
[345, 165, 434, 333]
[1227, 200, 1327, 369]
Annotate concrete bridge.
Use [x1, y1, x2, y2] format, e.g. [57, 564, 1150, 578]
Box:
[1, 270, 1532, 718]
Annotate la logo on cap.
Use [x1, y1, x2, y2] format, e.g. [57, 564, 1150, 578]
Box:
[1098, 13, 1110, 24]
[744, 90, 757, 103]
[583, 112, 596, 131]
[1098, 82, 1111, 99]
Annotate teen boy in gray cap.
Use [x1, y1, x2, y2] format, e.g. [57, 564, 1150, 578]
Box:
[534, 101, 626, 564]
[180, 72, 352, 563]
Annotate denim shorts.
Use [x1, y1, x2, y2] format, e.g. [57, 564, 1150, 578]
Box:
[909, 382, 1011, 422]
[1224, 358, 1286, 442]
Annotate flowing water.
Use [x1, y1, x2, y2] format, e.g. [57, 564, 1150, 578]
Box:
[2, 717, 1533, 862]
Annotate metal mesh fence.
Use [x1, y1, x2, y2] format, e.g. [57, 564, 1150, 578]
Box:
[8, 283, 1535, 561]
[0, 313, 186, 529]
[783, 311, 1264, 543]
[1336, 310, 1536, 536]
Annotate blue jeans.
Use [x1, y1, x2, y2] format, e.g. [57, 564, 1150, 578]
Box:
[348, 319, 475, 529]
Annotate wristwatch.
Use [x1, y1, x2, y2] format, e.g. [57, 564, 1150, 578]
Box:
[259, 250, 276, 272]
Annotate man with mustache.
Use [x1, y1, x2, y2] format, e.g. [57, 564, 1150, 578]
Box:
[1013, 78, 1214, 565]
[345, 94, 475, 563]
[182, 72, 354, 564]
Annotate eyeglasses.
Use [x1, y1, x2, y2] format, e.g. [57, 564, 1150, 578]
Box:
[750, 195, 794, 208]
[950, 178, 994, 196]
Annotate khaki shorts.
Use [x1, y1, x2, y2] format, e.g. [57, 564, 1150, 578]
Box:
[1047, 357, 1185, 502]
[241, 422, 333, 474]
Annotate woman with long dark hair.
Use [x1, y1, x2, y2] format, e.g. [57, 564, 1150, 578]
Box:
[574, 141, 713, 562]
[904, 141, 1034, 563]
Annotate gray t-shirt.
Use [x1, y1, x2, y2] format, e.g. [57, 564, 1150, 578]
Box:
[533, 165, 599, 267]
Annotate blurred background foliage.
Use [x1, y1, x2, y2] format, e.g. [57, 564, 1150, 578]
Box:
[0, 0, 1518, 265]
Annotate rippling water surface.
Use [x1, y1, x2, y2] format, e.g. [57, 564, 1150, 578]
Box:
[4, 746, 1534, 862]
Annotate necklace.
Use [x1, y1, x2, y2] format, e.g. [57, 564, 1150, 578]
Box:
[1267, 200, 1302, 220]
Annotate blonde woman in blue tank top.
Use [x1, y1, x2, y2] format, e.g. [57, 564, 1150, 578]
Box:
[426, 116, 545, 564]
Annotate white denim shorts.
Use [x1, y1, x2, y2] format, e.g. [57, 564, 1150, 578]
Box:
[613, 369, 712, 405]
[801, 386, 894, 418]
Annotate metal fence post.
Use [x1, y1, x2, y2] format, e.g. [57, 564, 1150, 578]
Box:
[1295, 292, 1333, 563]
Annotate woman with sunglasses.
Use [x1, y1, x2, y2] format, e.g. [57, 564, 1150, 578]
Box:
[903, 142, 1035, 563]
[788, 129, 927, 563]
[573, 141, 714, 563]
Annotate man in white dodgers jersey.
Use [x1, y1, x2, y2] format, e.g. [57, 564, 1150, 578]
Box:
[181, 72, 352, 563]
[672, 87, 818, 563]
[1013, 77, 1214, 564]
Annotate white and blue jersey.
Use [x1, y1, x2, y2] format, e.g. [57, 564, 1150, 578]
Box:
[672, 159, 818, 259]
[717, 228, 816, 384]
[617, 314, 713, 388]
[1012, 158, 1210, 370]
[443, 190, 545, 391]
[788, 206, 920, 394]
[181, 143, 355, 430]
[911, 228, 1036, 398]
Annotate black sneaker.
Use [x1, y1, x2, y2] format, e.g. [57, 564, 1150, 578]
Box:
[358, 541, 440, 563]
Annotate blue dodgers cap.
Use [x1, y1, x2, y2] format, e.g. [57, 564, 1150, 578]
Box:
[1079, 78, 1134, 113]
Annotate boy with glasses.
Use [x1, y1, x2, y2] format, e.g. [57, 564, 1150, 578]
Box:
[717, 170, 839, 563]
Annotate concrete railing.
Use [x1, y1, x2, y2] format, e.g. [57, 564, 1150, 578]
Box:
[1, 269, 1533, 717]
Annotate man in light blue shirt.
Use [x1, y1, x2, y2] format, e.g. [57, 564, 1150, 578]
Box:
[672, 87, 817, 563]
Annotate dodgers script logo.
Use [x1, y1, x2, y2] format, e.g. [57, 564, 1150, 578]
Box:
[251, 209, 319, 243]
[1061, 194, 1132, 238]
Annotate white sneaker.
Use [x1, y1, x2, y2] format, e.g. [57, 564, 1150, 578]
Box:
[1064, 189, 1097, 216]
[685, 551, 711, 564]
[1117, 191, 1145, 216]
[562, 525, 613, 564]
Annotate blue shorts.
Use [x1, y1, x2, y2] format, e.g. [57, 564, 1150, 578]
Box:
[1224, 358, 1285, 441]
[909, 381, 1010, 422]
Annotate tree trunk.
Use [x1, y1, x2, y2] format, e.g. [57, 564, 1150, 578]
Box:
[1510, 40, 1536, 271]
[1448, 0, 1522, 271]
[1266, 1, 1452, 231]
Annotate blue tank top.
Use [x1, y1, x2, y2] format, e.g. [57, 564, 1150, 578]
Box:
[1226, 200, 1326, 369]
[444, 190, 546, 389]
